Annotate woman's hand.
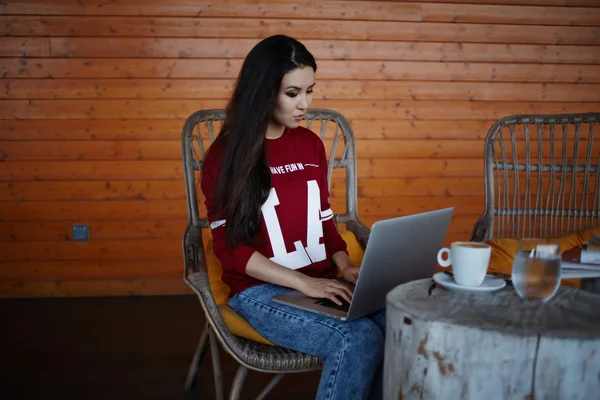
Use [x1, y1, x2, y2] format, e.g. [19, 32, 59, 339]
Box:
[297, 276, 353, 306]
[340, 265, 360, 284]
[332, 250, 360, 284]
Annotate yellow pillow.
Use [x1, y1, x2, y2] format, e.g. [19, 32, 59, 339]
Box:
[204, 239, 230, 306]
[339, 230, 366, 267]
[486, 227, 600, 289]
[203, 230, 366, 345]
[218, 305, 273, 345]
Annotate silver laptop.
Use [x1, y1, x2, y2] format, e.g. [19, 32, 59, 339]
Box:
[272, 207, 454, 321]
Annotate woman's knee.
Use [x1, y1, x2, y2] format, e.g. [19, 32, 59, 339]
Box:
[332, 319, 385, 358]
[355, 320, 385, 359]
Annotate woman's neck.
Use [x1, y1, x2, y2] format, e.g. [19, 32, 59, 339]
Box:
[265, 120, 286, 140]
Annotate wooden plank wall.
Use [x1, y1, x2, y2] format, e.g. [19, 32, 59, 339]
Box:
[1, 0, 599, 297]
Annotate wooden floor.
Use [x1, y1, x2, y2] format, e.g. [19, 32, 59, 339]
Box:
[0, 295, 321, 400]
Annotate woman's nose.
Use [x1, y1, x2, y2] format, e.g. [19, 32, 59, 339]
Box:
[298, 94, 308, 110]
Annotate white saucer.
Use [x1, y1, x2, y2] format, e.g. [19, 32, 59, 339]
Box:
[433, 272, 506, 294]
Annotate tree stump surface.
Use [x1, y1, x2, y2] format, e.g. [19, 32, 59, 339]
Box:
[384, 279, 600, 400]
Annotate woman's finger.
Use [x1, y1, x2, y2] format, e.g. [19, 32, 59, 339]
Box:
[330, 281, 353, 298]
[327, 294, 344, 306]
[325, 287, 352, 304]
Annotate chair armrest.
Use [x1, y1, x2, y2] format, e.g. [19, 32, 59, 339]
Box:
[182, 227, 232, 340]
[183, 227, 206, 276]
[345, 220, 370, 250]
[470, 215, 492, 243]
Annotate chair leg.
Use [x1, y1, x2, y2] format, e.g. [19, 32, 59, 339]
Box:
[208, 325, 225, 400]
[256, 374, 285, 400]
[184, 322, 210, 390]
[228, 365, 249, 400]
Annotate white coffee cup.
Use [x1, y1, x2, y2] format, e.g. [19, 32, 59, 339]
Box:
[437, 241, 491, 287]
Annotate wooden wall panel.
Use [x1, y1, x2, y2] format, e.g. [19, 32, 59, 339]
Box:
[0, 220, 188, 241]
[0, 201, 188, 221]
[17, 38, 600, 63]
[4, 99, 600, 120]
[4, 58, 600, 81]
[5, 80, 600, 102]
[2, 1, 600, 25]
[0, 139, 586, 161]
[0, 119, 494, 140]
[1, 17, 599, 45]
[1, 0, 599, 297]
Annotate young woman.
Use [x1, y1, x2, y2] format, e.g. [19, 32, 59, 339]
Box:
[201, 35, 385, 400]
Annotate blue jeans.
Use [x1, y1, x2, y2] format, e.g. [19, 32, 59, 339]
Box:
[229, 283, 386, 400]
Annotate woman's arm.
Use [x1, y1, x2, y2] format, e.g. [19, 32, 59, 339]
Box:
[246, 251, 353, 305]
[332, 250, 360, 284]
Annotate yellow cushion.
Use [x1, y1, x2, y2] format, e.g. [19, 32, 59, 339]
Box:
[339, 230, 366, 267]
[204, 239, 230, 306]
[203, 229, 365, 345]
[579, 229, 598, 243]
[204, 240, 274, 344]
[549, 232, 583, 253]
[218, 305, 273, 345]
[486, 227, 600, 289]
[486, 238, 520, 277]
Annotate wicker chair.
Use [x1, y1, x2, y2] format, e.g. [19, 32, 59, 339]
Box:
[181, 109, 370, 399]
[470, 112, 600, 292]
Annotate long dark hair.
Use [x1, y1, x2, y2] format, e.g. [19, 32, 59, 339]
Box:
[211, 35, 317, 247]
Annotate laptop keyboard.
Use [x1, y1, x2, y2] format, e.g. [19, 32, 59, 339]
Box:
[314, 298, 350, 312]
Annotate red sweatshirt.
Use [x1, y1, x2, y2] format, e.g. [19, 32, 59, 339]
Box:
[201, 126, 348, 298]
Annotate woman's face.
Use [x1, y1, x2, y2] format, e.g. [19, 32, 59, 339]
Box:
[272, 66, 315, 129]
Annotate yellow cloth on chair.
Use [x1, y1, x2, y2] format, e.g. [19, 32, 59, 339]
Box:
[204, 230, 366, 345]
[486, 227, 600, 289]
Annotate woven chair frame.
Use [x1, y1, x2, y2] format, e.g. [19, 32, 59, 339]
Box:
[471, 112, 600, 242]
[181, 109, 369, 399]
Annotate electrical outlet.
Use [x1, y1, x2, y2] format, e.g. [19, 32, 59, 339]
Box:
[72, 224, 89, 241]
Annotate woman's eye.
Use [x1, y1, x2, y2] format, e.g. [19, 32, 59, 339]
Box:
[307, 90, 313, 95]
[286, 92, 298, 98]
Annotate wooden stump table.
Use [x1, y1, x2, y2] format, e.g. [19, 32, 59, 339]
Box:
[384, 279, 600, 400]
